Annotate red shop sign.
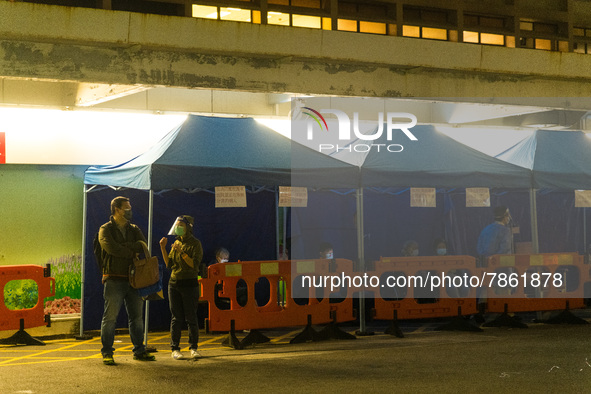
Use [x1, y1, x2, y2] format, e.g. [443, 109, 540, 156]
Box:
[0, 132, 5, 164]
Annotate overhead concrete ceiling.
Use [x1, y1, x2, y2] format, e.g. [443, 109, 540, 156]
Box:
[1, 77, 589, 130]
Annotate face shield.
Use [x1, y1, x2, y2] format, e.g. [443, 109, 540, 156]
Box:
[167, 216, 193, 236]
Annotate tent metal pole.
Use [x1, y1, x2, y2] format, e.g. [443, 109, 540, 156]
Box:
[584, 208, 587, 254]
[356, 188, 366, 334]
[529, 188, 542, 321]
[144, 190, 154, 346]
[529, 188, 539, 253]
[283, 207, 287, 259]
[276, 187, 280, 259]
[79, 184, 88, 337]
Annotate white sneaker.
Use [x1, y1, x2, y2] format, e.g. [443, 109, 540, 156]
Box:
[190, 349, 201, 358]
[171, 350, 183, 360]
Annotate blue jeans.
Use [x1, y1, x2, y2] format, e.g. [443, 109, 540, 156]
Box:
[168, 284, 200, 351]
[101, 278, 146, 356]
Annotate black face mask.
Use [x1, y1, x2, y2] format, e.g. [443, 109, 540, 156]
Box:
[123, 209, 132, 221]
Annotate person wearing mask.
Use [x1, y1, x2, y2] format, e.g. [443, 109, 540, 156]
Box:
[159, 215, 203, 360]
[98, 196, 155, 365]
[433, 238, 448, 256]
[318, 242, 334, 260]
[402, 240, 419, 257]
[209, 247, 230, 267]
[210, 247, 244, 309]
[432, 238, 466, 298]
[477, 206, 513, 262]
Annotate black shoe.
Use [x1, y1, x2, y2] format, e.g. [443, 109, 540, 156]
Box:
[133, 352, 156, 361]
[103, 354, 115, 365]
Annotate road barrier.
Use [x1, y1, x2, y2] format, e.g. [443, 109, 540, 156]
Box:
[200, 259, 356, 348]
[0, 264, 55, 345]
[483, 253, 588, 327]
[371, 255, 480, 323]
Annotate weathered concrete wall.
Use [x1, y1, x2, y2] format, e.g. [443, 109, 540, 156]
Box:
[1, 2, 591, 99]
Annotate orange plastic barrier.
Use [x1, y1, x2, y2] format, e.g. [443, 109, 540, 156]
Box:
[0, 265, 56, 331]
[201, 259, 355, 332]
[371, 256, 480, 321]
[485, 253, 587, 313]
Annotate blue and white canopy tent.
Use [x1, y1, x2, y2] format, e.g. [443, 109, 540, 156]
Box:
[360, 125, 532, 188]
[351, 125, 534, 260]
[81, 115, 359, 335]
[496, 129, 591, 189]
[496, 129, 591, 253]
[326, 125, 534, 332]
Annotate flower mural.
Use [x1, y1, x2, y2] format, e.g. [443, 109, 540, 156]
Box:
[44, 254, 82, 315]
[44, 296, 81, 315]
[3, 254, 82, 315]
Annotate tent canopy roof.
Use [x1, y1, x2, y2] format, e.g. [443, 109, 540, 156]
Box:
[360, 125, 532, 188]
[84, 115, 359, 190]
[496, 129, 591, 189]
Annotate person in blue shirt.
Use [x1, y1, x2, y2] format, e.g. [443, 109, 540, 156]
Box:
[477, 206, 513, 262]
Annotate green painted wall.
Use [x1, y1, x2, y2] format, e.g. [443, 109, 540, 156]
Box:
[0, 165, 86, 267]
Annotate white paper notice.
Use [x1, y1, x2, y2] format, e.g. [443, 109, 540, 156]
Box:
[410, 188, 436, 207]
[575, 190, 591, 207]
[215, 186, 247, 208]
[278, 186, 308, 207]
[466, 188, 491, 207]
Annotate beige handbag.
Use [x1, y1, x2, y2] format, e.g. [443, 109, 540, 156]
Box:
[129, 241, 160, 289]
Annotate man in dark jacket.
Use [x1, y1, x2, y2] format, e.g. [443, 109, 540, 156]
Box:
[99, 196, 155, 365]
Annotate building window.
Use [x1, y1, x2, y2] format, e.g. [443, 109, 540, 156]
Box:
[422, 27, 447, 40]
[520, 21, 533, 31]
[402, 25, 420, 38]
[338, 19, 358, 32]
[292, 14, 321, 29]
[360, 21, 387, 35]
[574, 42, 591, 54]
[402, 25, 446, 40]
[192, 5, 218, 19]
[463, 31, 504, 46]
[534, 38, 551, 50]
[480, 32, 504, 45]
[574, 27, 591, 38]
[465, 14, 506, 30]
[220, 7, 251, 22]
[268, 11, 290, 26]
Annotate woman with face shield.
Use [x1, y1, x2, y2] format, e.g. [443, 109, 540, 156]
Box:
[159, 215, 204, 360]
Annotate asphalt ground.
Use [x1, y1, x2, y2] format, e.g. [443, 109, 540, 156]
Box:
[1, 313, 591, 393]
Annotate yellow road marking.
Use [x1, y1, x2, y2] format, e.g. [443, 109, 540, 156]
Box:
[0, 354, 101, 367]
[178, 334, 228, 352]
[117, 333, 170, 352]
[0, 337, 99, 366]
[271, 329, 300, 343]
[0, 330, 310, 366]
[199, 334, 227, 345]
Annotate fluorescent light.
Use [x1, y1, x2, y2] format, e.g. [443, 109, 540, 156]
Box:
[0, 108, 186, 165]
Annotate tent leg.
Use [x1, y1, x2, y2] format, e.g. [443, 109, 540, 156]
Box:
[144, 189, 154, 348]
[355, 188, 373, 336]
[79, 184, 87, 339]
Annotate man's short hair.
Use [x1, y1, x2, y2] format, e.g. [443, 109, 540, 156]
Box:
[111, 196, 130, 215]
[494, 206, 509, 220]
[318, 242, 333, 254]
[215, 247, 229, 258]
